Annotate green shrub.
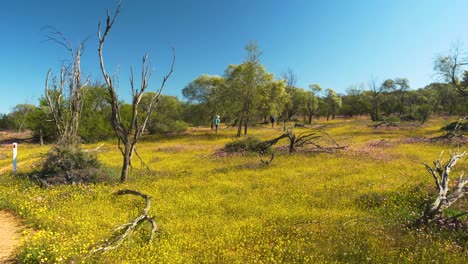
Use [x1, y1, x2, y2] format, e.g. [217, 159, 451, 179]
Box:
[442, 121, 468, 132]
[41, 145, 111, 184]
[149, 120, 189, 134]
[383, 116, 400, 123]
[223, 136, 264, 153]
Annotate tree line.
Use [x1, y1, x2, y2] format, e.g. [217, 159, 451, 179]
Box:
[1, 42, 466, 141]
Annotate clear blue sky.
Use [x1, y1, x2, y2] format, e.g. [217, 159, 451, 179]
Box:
[1, 0, 468, 114]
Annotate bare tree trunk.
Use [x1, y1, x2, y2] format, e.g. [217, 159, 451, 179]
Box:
[421, 151, 467, 222]
[237, 111, 245, 137]
[39, 129, 44, 146]
[120, 144, 133, 182]
[98, 2, 174, 182]
[244, 116, 249, 135]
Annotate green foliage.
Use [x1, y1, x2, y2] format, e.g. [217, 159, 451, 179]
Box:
[78, 86, 115, 142]
[0, 113, 12, 129]
[0, 117, 466, 263]
[182, 74, 225, 126]
[149, 120, 188, 134]
[41, 145, 110, 184]
[442, 121, 468, 132]
[145, 95, 189, 134]
[383, 116, 400, 123]
[223, 136, 263, 153]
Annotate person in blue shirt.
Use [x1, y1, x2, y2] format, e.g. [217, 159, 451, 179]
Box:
[214, 115, 220, 133]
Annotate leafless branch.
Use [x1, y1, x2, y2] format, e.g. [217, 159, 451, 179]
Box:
[420, 150, 467, 222]
[88, 189, 157, 256]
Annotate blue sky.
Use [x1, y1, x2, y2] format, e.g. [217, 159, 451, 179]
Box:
[1, 0, 468, 114]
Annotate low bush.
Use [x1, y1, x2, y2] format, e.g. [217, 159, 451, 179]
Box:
[149, 120, 189, 134]
[223, 136, 264, 153]
[41, 145, 111, 184]
[442, 121, 467, 132]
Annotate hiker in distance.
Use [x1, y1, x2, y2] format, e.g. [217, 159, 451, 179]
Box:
[214, 115, 220, 133]
[269, 115, 276, 128]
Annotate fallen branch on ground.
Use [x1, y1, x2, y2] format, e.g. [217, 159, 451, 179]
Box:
[88, 189, 157, 256]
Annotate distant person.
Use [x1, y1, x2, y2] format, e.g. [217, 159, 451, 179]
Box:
[214, 115, 220, 133]
[269, 115, 276, 128]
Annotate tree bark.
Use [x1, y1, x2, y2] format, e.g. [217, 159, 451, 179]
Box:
[421, 151, 467, 221]
[39, 129, 44, 146]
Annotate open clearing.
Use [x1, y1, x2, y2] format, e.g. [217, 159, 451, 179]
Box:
[0, 117, 466, 263]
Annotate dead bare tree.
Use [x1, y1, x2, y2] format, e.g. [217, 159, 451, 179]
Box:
[44, 27, 89, 145]
[419, 150, 467, 224]
[88, 189, 157, 255]
[97, 1, 175, 182]
[434, 43, 468, 97]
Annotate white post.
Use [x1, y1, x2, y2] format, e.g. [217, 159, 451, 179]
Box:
[12, 142, 17, 175]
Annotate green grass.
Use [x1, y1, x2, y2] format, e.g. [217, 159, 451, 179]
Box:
[0, 117, 466, 263]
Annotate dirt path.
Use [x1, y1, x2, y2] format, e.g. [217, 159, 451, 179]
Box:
[0, 211, 21, 263]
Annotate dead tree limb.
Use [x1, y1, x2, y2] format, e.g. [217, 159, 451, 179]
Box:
[260, 152, 275, 166]
[88, 189, 157, 256]
[256, 133, 289, 151]
[256, 127, 344, 154]
[134, 146, 153, 174]
[420, 150, 467, 223]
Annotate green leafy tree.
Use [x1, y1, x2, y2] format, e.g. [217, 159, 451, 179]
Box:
[0, 114, 10, 129]
[79, 86, 114, 142]
[224, 41, 271, 137]
[303, 84, 322, 124]
[382, 78, 410, 116]
[7, 104, 36, 133]
[257, 79, 288, 123]
[341, 84, 368, 117]
[425, 83, 466, 115]
[182, 74, 224, 128]
[324, 88, 342, 120]
[282, 86, 307, 123]
[146, 94, 188, 134]
[364, 79, 387, 121]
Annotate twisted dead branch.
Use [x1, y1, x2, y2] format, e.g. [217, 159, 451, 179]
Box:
[419, 150, 467, 224]
[257, 127, 344, 154]
[89, 189, 157, 256]
[260, 152, 275, 166]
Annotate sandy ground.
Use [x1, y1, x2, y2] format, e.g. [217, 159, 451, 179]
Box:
[0, 211, 21, 263]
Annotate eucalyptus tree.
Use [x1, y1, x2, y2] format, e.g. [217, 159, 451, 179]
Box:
[341, 84, 368, 117]
[425, 83, 467, 115]
[224, 41, 268, 137]
[281, 69, 298, 122]
[7, 104, 36, 133]
[324, 88, 342, 120]
[182, 74, 224, 128]
[79, 86, 114, 142]
[257, 79, 288, 123]
[365, 79, 386, 121]
[303, 84, 322, 124]
[382, 78, 410, 116]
